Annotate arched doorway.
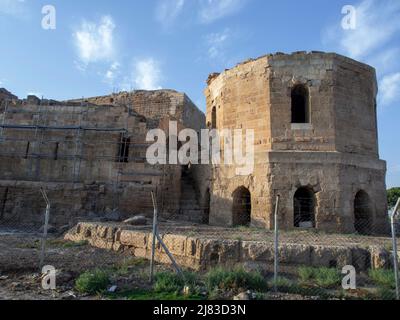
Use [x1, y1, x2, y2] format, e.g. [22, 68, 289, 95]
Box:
[354, 190, 372, 235]
[294, 187, 315, 228]
[232, 187, 251, 226]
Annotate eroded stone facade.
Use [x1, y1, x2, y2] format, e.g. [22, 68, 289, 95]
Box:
[0, 51, 389, 236]
[0, 90, 205, 227]
[205, 52, 388, 234]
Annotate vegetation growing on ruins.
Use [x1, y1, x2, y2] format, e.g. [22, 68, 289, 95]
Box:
[368, 269, 396, 289]
[298, 267, 341, 289]
[205, 267, 266, 293]
[387, 187, 400, 209]
[75, 269, 111, 295]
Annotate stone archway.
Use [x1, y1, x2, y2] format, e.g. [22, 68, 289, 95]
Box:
[232, 187, 251, 226]
[294, 187, 316, 228]
[354, 190, 372, 235]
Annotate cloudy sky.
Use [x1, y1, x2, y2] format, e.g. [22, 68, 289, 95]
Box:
[0, 0, 399, 187]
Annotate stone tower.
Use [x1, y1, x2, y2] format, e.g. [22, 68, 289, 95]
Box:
[204, 51, 388, 234]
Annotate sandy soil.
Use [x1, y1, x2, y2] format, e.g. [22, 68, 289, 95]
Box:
[0, 230, 156, 300]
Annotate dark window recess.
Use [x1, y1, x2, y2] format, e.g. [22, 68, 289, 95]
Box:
[211, 107, 217, 129]
[0, 187, 9, 220]
[294, 187, 316, 228]
[354, 190, 372, 235]
[291, 85, 310, 123]
[117, 135, 130, 163]
[54, 142, 59, 160]
[24, 142, 30, 159]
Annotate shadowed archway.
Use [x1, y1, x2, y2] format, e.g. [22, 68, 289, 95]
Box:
[294, 187, 316, 228]
[232, 187, 251, 226]
[354, 190, 372, 235]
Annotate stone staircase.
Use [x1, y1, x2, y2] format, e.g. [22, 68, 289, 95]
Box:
[178, 170, 204, 224]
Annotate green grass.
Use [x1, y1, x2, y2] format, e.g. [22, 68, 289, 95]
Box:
[269, 277, 293, 290]
[75, 269, 111, 295]
[205, 267, 266, 293]
[368, 269, 396, 290]
[298, 267, 315, 282]
[154, 271, 199, 294]
[106, 271, 203, 300]
[297, 267, 341, 289]
[314, 268, 341, 288]
[106, 288, 203, 300]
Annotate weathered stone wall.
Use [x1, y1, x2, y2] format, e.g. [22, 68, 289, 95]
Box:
[205, 52, 388, 234]
[0, 89, 204, 227]
[65, 222, 394, 271]
[71, 90, 205, 132]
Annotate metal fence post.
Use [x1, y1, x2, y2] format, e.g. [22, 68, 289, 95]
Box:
[274, 195, 280, 292]
[150, 191, 158, 283]
[391, 198, 400, 300]
[39, 187, 51, 270]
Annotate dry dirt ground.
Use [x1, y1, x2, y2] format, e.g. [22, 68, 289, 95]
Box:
[0, 229, 171, 300]
[0, 225, 395, 301]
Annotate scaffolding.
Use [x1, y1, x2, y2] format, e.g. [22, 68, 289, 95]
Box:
[0, 100, 148, 212]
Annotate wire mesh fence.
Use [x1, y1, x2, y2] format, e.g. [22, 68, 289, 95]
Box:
[0, 99, 399, 300]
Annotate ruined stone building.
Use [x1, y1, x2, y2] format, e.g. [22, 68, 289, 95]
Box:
[205, 51, 387, 234]
[0, 51, 388, 235]
[0, 89, 205, 228]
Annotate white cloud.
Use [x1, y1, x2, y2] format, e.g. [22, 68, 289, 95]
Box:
[0, 0, 26, 17]
[199, 0, 247, 24]
[323, 1, 400, 109]
[134, 59, 162, 90]
[103, 61, 121, 85]
[324, 0, 400, 60]
[367, 47, 400, 75]
[73, 15, 116, 65]
[379, 72, 400, 106]
[122, 58, 163, 91]
[156, 0, 185, 27]
[205, 28, 231, 60]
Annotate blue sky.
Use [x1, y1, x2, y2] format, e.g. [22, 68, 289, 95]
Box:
[0, 0, 399, 187]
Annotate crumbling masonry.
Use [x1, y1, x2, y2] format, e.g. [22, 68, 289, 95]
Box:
[205, 52, 388, 234]
[0, 89, 205, 228]
[0, 51, 389, 235]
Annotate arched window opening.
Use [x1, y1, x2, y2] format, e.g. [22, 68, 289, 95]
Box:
[294, 187, 315, 228]
[211, 107, 217, 129]
[354, 190, 372, 235]
[291, 85, 310, 124]
[232, 187, 251, 226]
